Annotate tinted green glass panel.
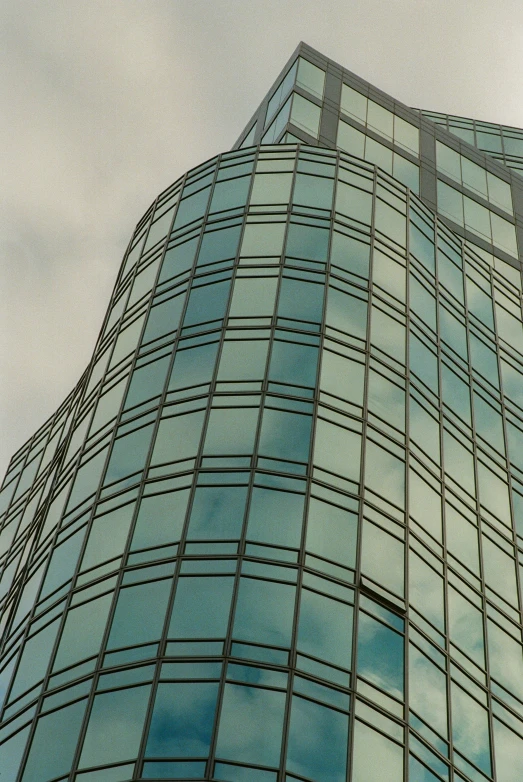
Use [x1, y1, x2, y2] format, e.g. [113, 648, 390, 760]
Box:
[145, 681, 219, 757]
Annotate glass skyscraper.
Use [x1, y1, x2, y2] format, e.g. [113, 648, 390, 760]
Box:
[1, 41, 523, 782]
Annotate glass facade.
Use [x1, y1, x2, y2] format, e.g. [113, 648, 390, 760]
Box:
[1, 42, 523, 781]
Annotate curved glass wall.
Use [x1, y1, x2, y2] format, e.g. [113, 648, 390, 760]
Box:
[1, 144, 523, 781]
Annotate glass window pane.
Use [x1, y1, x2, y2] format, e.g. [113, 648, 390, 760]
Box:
[145, 681, 219, 758]
[286, 695, 349, 782]
[296, 58, 325, 99]
[22, 698, 87, 782]
[233, 577, 296, 648]
[290, 94, 321, 138]
[337, 120, 365, 157]
[340, 84, 367, 123]
[352, 720, 403, 782]
[306, 496, 358, 568]
[297, 588, 353, 669]
[169, 576, 234, 639]
[107, 579, 172, 649]
[187, 485, 248, 540]
[204, 407, 259, 455]
[79, 685, 151, 768]
[229, 277, 278, 318]
[246, 486, 304, 548]
[215, 683, 285, 767]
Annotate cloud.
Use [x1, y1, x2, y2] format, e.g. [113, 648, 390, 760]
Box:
[3, 0, 523, 478]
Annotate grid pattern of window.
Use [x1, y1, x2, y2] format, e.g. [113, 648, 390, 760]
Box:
[1, 140, 523, 781]
[421, 110, 523, 174]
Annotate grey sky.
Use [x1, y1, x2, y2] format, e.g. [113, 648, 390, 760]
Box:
[2, 0, 523, 477]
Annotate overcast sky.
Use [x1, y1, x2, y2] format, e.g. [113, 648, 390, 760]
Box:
[1, 0, 523, 477]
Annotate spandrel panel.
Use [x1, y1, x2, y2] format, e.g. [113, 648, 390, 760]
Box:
[79, 685, 151, 769]
[286, 694, 349, 782]
[21, 697, 87, 782]
[187, 485, 248, 540]
[169, 576, 234, 640]
[145, 681, 219, 759]
[215, 683, 285, 767]
[233, 577, 296, 648]
[297, 587, 353, 669]
[245, 486, 304, 548]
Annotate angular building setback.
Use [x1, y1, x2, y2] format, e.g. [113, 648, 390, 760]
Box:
[1, 41, 523, 781]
